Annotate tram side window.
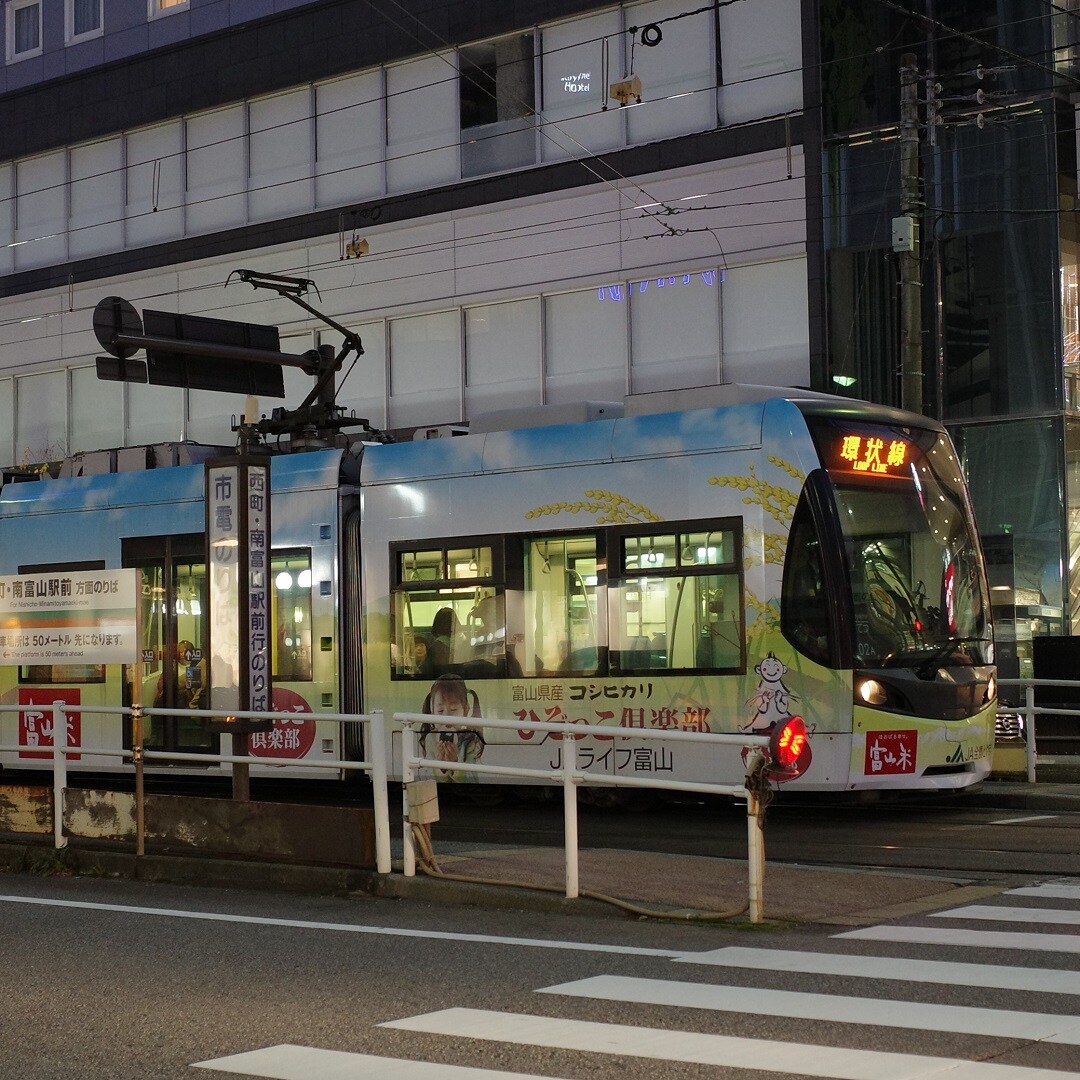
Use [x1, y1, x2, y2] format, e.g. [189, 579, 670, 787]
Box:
[781, 494, 833, 666]
[391, 541, 511, 679]
[271, 550, 312, 681]
[17, 561, 106, 685]
[609, 525, 743, 674]
[521, 534, 602, 675]
[19, 662, 105, 685]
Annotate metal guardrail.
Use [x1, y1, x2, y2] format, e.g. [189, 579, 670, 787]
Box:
[0, 703, 391, 874]
[998, 678, 1080, 783]
[395, 711, 773, 923]
[2, 702, 776, 922]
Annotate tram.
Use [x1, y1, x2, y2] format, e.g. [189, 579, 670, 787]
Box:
[0, 385, 996, 792]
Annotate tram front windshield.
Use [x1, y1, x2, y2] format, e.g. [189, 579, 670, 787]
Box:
[810, 418, 992, 669]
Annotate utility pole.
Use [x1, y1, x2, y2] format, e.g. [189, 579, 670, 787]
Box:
[896, 52, 923, 415]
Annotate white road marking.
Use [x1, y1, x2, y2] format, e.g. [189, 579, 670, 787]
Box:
[989, 816, 1058, 825]
[930, 905, 1080, 926]
[676, 946, 1080, 994]
[537, 974, 1080, 1043]
[1008, 884, 1080, 901]
[837, 926, 1080, 953]
[382, 1008, 1080, 1079]
[193, 1046, 568, 1079]
[0, 894, 680, 957]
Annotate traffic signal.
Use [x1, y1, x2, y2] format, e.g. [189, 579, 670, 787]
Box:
[766, 715, 811, 782]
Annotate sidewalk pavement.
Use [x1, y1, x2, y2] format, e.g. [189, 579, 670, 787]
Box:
[1, 778, 1076, 927]
[368, 779, 1080, 925]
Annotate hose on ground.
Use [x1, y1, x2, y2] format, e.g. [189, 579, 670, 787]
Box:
[410, 823, 750, 922]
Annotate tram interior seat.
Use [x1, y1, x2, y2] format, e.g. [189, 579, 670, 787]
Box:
[558, 646, 601, 674]
[623, 636, 665, 670]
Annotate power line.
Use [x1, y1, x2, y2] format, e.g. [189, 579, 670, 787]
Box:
[2, 2, 1075, 343]
[3, 0, 1070, 261]
[5, 86, 1071, 337]
[871, 0, 1080, 90]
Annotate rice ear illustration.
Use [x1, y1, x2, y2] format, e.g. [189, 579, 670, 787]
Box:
[526, 489, 662, 524]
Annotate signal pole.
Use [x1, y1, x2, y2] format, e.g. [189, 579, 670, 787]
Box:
[896, 53, 923, 415]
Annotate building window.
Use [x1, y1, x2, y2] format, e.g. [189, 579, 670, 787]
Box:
[6, 0, 42, 62]
[459, 33, 537, 177]
[67, 0, 102, 43]
[148, 0, 188, 18]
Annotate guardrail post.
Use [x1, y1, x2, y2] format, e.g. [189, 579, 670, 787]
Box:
[1025, 682, 1036, 784]
[562, 734, 579, 899]
[367, 711, 392, 874]
[132, 704, 145, 857]
[746, 786, 764, 924]
[401, 719, 417, 878]
[52, 704, 68, 850]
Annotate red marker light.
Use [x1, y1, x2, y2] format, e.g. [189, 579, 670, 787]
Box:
[774, 717, 807, 767]
[766, 715, 812, 781]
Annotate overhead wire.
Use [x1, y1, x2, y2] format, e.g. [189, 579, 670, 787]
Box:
[2, 1, 1077, 339]
[17, 0, 983, 283]
[2, 0, 1062, 266]
[5, 83, 1072, 343]
[1, 0, 1072, 227]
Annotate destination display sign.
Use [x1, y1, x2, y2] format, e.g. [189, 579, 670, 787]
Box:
[0, 568, 139, 664]
[834, 431, 910, 477]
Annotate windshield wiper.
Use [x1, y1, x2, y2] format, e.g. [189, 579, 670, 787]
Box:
[884, 636, 990, 677]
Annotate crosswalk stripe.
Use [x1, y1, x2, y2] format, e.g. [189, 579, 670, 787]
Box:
[837, 925, 1080, 953]
[381, 1008, 1080, 1079]
[537, 974, 1080, 1043]
[1007, 885, 1080, 901]
[675, 946, 1080, 994]
[989, 815, 1058, 825]
[930, 905, 1080, 926]
[193, 1045, 568, 1079]
[0, 895, 679, 958]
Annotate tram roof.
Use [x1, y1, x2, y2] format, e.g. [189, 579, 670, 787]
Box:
[360, 386, 945, 485]
[0, 445, 345, 517]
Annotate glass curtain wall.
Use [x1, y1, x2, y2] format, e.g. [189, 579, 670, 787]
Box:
[954, 417, 1065, 680]
[821, 1, 1074, 676]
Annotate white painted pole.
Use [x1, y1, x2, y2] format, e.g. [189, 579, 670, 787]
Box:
[746, 788, 764, 924]
[401, 720, 417, 878]
[1025, 683, 1036, 784]
[52, 704, 68, 850]
[367, 711, 392, 874]
[562, 736, 579, 899]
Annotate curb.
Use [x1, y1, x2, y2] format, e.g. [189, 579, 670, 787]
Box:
[1, 838, 995, 927]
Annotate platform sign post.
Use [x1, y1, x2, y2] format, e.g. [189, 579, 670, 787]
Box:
[0, 568, 139, 848]
[0, 569, 139, 666]
[206, 456, 272, 801]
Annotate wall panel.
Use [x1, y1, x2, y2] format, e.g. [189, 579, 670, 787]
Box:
[69, 136, 124, 259]
[125, 120, 185, 247]
[249, 87, 313, 221]
[186, 104, 247, 233]
[315, 70, 385, 207]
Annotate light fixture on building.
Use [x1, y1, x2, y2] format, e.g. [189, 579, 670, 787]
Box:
[344, 237, 369, 259]
[609, 74, 642, 107]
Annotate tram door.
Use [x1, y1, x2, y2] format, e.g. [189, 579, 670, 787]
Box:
[123, 535, 212, 754]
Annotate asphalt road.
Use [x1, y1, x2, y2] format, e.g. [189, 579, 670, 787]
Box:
[1, 871, 1079, 1080]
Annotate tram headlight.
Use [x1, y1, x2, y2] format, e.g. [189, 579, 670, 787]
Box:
[984, 673, 997, 704]
[856, 678, 889, 706]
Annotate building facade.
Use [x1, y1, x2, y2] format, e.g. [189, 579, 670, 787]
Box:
[0, 0, 807, 451]
[4, 0, 1078, 673]
[814, 0, 1080, 677]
